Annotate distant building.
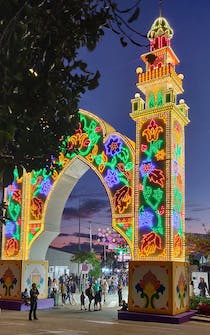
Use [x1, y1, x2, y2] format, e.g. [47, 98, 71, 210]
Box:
[46, 247, 82, 278]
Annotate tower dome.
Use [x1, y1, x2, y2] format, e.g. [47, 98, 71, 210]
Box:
[147, 16, 174, 41]
[147, 16, 174, 51]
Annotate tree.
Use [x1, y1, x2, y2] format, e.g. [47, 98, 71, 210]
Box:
[0, 0, 143, 185]
[72, 250, 101, 279]
[185, 232, 210, 257]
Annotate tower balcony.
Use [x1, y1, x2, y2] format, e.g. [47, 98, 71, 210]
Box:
[136, 63, 183, 95]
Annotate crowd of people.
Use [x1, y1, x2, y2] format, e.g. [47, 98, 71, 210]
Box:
[47, 272, 128, 310]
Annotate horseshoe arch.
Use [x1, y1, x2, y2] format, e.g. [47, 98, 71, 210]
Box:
[2, 109, 135, 261]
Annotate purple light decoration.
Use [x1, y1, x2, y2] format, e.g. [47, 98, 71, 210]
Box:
[139, 160, 155, 178]
[139, 208, 154, 228]
[7, 183, 19, 198]
[172, 210, 180, 229]
[104, 169, 120, 188]
[5, 221, 16, 238]
[40, 178, 53, 196]
[104, 136, 123, 157]
[172, 160, 179, 176]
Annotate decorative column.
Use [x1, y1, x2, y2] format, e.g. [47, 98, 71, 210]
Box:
[128, 15, 190, 316]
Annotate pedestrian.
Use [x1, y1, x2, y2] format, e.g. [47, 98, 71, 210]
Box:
[198, 277, 208, 297]
[85, 283, 94, 311]
[65, 281, 72, 304]
[117, 279, 123, 306]
[29, 283, 39, 321]
[60, 282, 67, 305]
[80, 291, 87, 310]
[101, 279, 108, 303]
[189, 280, 195, 297]
[51, 278, 59, 306]
[70, 280, 77, 305]
[48, 277, 52, 298]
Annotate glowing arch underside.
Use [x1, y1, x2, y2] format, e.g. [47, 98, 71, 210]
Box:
[29, 158, 89, 259]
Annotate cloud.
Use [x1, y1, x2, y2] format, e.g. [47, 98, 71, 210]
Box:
[50, 241, 103, 254]
[185, 216, 199, 222]
[186, 202, 210, 212]
[62, 198, 110, 220]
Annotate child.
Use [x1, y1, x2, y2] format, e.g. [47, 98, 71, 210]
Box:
[80, 291, 87, 310]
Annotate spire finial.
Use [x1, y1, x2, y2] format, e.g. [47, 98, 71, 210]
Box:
[159, 0, 162, 17]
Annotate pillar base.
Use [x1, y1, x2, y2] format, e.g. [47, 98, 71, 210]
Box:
[118, 310, 196, 324]
[0, 298, 54, 311]
[128, 261, 190, 315]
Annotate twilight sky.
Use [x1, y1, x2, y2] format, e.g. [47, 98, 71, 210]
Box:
[50, 0, 210, 251]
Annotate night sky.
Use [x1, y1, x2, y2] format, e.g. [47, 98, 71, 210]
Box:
[50, 0, 210, 252]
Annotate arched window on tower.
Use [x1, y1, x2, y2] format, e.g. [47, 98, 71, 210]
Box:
[157, 91, 163, 106]
[148, 93, 155, 108]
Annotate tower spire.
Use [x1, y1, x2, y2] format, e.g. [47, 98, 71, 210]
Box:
[159, 0, 162, 17]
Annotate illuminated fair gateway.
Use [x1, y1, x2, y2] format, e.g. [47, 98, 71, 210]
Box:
[0, 14, 191, 319]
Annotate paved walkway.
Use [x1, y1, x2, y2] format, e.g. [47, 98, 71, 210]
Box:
[0, 304, 210, 335]
[0, 288, 209, 335]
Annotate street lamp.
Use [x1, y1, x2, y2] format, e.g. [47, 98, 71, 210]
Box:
[97, 227, 112, 263]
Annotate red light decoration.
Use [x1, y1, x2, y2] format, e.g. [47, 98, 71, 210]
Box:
[12, 189, 22, 204]
[30, 197, 44, 220]
[148, 168, 165, 188]
[5, 238, 19, 257]
[157, 204, 165, 216]
[141, 232, 162, 256]
[141, 144, 148, 152]
[113, 185, 132, 214]
[174, 233, 182, 257]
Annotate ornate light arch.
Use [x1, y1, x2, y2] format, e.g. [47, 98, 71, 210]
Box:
[2, 109, 135, 260]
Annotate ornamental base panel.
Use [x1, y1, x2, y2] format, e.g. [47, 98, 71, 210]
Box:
[128, 261, 190, 316]
[0, 260, 48, 300]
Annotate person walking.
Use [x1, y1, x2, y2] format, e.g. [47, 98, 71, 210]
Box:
[101, 279, 108, 303]
[70, 280, 77, 305]
[29, 283, 39, 321]
[80, 291, 87, 310]
[60, 282, 67, 305]
[198, 277, 208, 297]
[189, 280, 195, 297]
[85, 283, 94, 311]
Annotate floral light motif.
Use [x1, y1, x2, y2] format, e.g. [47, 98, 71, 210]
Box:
[176, 271, 187, 308]
[142, 119, 164, 142]
[174, 233, 182, 257]
[140, 161, 155, 177]
[0, 268, 17, 296]
[105, 136, 123, 157]
[104, 169, 120, 188]
[113, 186, 132, 214]
[5, 221, 17, 239]
[148, 168, 165, 188]
[135, 270, 165, 308]
[31, 197, 44, 220]
[5, 238, 19, 257]
[155, 149, 166, 161]
[139, 208, 154, 228]
[141, 232, 162, 256]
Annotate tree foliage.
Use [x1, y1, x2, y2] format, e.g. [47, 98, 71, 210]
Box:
[185, 232, 210, 256]
[72, 250, 101, 278]
[0, 0, 143, 186]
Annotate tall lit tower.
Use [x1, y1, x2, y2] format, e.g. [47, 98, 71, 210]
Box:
[128, 15, 190, 317]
